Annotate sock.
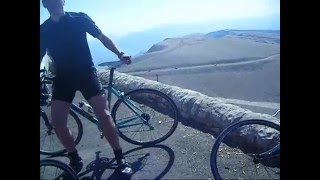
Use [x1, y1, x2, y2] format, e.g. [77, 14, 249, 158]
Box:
[67, 150, 82, 163]
[114, 149, 124, 164]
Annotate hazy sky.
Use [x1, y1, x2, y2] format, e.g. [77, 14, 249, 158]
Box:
[40, 0, 280, 64]
[40, 0, 280, 38]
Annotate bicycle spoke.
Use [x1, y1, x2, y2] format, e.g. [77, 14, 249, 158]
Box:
[40, 163, 74, 180]
[118, 122, 145, 130]
[40, 165, 46, 178]
[41, 70, 81, 156]
[130, 124, 144, 141]
[152, 124, 164, 140]
[236, 157, 253, 177]
[263, 160, 276, 178]
[150, 128, 157, 142]
[40, 134, 48, 150]
[114, 89, 178, 145]
[54, 166, 62, 178]
[252, 162, 259, 179]
[117, 115, 140, 126]
[116, 113, 149, 130]
[49, 135, 54, 152]
[237, 163, 249, 178]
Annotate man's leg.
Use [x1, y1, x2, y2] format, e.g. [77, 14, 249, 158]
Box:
[50, 100, 75, 151]
[88, 94, 132, 174]
[88, 94, 122, 153]
[82, 68, 132, 175]
[50, 99, 83, 172]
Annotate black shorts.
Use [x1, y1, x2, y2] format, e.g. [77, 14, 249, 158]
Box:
[51, 68, 105, 103]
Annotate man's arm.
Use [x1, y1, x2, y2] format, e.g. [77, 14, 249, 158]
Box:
[96, 33, 122, 58]
[80, 12, 131, 63]
[97, 33, 131, 64]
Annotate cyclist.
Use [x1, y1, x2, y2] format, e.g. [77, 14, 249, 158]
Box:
[40, 0, 132, 175]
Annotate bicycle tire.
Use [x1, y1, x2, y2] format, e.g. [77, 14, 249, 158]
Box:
[210, 119, 280, 180]
[40, 109, 83, 156]
[40, 158, 79, 180]
[111, 88, 179, 146]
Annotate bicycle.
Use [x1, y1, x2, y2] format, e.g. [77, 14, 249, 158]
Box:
[210, 110, 280, 180]
[40, 61, 179, 156]
[40, 158, 79, 180]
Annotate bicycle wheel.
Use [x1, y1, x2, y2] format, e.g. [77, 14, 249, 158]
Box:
[111, 88, 179, 146]
[210, 119, 280, 180]
[40, 109, 83, 155]
[40, 159, 79, 180]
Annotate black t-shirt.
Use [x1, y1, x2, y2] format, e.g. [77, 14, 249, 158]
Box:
[40, 12, 102, 76]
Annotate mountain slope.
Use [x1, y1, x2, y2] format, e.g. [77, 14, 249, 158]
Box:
[117, 30, 280, 72]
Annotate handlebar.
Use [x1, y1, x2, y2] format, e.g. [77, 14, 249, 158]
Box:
[98, 60, 125, 69]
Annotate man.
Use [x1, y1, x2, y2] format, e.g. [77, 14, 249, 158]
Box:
[40, 0, 132, 175]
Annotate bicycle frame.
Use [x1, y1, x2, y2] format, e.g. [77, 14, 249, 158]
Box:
[105, 68, 149, 123]
[67, 67, 155, 138]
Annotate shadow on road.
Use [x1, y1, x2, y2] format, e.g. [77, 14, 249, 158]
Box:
[78, 144, 175, 180]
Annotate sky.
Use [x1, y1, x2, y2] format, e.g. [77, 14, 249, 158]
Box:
[40, 0, 280, 65]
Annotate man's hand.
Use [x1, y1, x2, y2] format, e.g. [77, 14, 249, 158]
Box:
[119, 52, 132, 65]
[96, 33, 132, 65]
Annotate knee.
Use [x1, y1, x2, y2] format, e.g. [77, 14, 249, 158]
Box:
[95, 109, 113, 122]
